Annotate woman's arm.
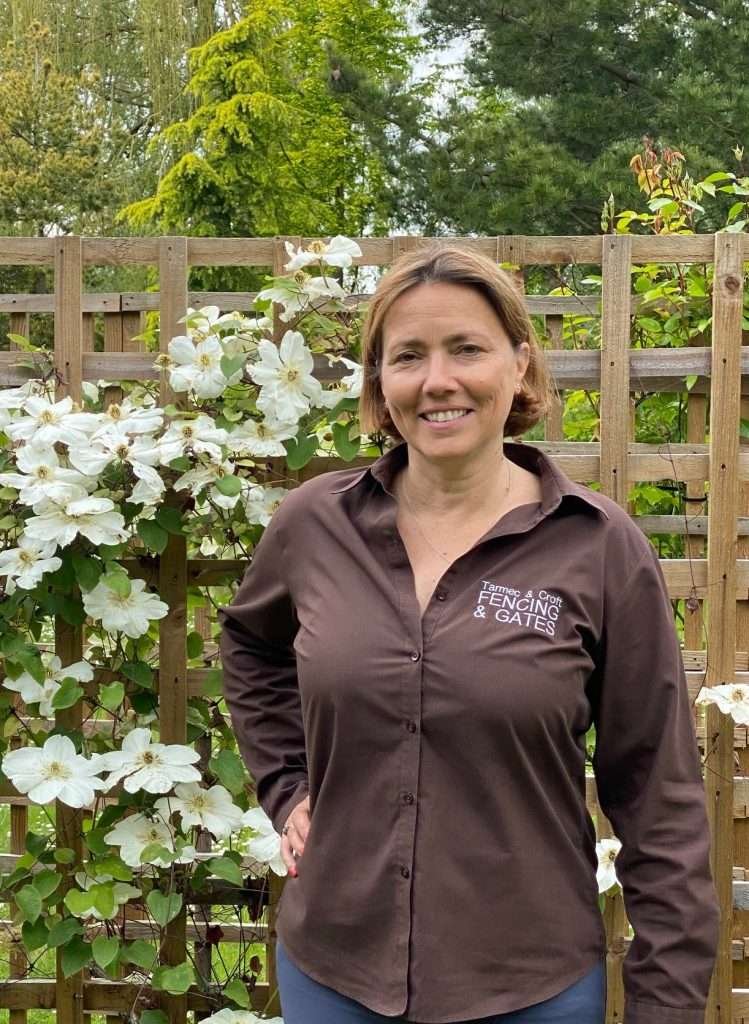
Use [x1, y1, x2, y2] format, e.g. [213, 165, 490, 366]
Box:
[218, 503, 309, 836]
[589, 541, 720, 1024]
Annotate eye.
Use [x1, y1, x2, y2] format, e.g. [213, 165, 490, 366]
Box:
[392, 350, 419, 363]
[456, 343, 482, 355]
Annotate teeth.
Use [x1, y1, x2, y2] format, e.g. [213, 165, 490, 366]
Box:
[424, 410, 469, 422]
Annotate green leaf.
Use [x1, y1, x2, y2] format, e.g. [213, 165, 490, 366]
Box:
[51, 676, 85, 711]
[125, 939, 159, 970]
[91, 882, 117, 919]
[220, 354, 247, 380]
[209, 748, 247, 795]
[685, 374, 698, 392]
[332, 422, 361, 462]
[121, 660, 154, 689]
[137, 518, 169, 554]
[61, 936, 91, 978]
[16, 884, 43, 923]
[140, 1012, 169, 1024]
[224, 978, 251, 1008]
[92, 934, 121, 969]
[186, 631, 204, 659]
[90, 857, 132, 882]
[146, 890, 183, 927]
[283, 432, 318, 470]
[84, 828, 111, 856]
[152, 961, 194, 995]
[21, 917, 49, 952]
[741, 419, 749, 440]
[99, 681, 125, 712]
[71, 550, 102, 592]
[102, 570, 131, 599]
[214, 474, 242, 497]
[140, 842, 176, 865]
[64, 888, 96, 918]
[25, 832, 48, 858]
[156, 505, 184, 535]
[202, 667, 223, 697]
[54, 847, 76, 864]
[46, 916, 83, 948]
[32, 869, 61, 900]
[208, 856, 243, 886]
[14, 647, 45, 685]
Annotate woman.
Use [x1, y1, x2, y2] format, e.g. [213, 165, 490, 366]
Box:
[218, 244, 719, 1024]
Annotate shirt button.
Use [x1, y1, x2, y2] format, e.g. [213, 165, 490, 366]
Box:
[436, 590, 447, 602]
[410, 651, 421, 662]
[400, 866, 411, 879]
[402, 792, 415, 805]
[405, 720, 417, 733]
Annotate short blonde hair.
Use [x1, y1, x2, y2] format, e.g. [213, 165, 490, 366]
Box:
[359, 243, 554, 440]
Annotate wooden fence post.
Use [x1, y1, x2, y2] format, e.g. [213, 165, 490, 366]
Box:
[157, 237, 189, 1023]
[54, 235, 84, 1024]
[705, 231, 743, 1024]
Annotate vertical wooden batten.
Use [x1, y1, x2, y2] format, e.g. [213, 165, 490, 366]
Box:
[599, 235, 632, 507]
[705, 231, 743, 1024]
[157, 237, 189, 1024]
[54, 235, 85, 1024]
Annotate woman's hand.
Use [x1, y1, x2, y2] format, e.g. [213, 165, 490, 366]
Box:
[281, 794, 310, 877]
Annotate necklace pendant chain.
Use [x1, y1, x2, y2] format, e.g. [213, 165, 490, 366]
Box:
[400, 456, 513, 564]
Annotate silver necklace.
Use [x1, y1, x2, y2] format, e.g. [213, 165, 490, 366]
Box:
[399, 456, 513, 564]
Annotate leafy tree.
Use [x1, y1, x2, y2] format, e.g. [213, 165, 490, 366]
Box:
[120, 0, 423, 261]
[409, 0, 749, 234]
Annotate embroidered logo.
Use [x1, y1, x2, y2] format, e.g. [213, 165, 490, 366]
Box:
[473, 580, 564, 637]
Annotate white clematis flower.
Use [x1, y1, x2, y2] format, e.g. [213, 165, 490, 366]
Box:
[318, 356, 363, 409]
[695, 683, 749, 724]
[226, 416, 298, 458]
[0, 444, 94, 505]
[23, 495, 129, 549]
[155, 783, 245, 839]
[0, 538, 62, 591]
[242, 806, 287, 876]
[97, 727, 201, 794]
[104, 811, 197, 868]
[166, 334, 245, 399]
[283, 235, 362, 271]
[6, 396, 95, 447]
[249, 331, 322, 423]
[82, 578, 169, 639]
[257, 272, 346, 322]
[596, 836, 622, 893]
[2, 654, 93, 717]
[244, 485, 289, 527]
[0, 734, 105, 808]
[159, 415, 228, 466]
[93, 400, 164, 437]
[173, 460, 243, 509]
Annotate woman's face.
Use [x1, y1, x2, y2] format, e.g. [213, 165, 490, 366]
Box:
[379, 281, 530, 465]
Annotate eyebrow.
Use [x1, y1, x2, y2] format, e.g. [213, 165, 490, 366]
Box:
[388, 331, 485, 348]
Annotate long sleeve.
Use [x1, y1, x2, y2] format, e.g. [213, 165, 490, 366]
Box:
[217, 504, 309, 835]
[590, 541, 720, 1024]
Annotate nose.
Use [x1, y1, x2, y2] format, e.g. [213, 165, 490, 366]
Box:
[421, 351, 459, 395]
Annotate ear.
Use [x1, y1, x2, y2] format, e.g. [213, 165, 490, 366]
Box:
[514, 341, 531, 384]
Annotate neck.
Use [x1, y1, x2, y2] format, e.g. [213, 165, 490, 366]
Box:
[398, 441, 513, 515]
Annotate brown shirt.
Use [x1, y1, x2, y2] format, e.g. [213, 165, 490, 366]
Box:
[218, 441, 719, 1024]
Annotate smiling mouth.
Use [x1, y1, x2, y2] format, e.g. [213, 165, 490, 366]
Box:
[420, 409, 472, 423]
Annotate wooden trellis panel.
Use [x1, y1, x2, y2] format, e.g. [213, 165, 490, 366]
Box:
[0, 233, 747, 1023]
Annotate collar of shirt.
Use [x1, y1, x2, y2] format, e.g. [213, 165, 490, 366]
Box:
[328, 440, 610, 536]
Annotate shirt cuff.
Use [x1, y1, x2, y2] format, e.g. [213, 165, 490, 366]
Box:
[271, 781, 310, 836]
[625, 997, 707, 1024]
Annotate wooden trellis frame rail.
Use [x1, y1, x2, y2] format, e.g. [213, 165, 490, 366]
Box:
[0, 233, 746, 1024]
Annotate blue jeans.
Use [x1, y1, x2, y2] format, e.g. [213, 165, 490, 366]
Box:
[276, 938, 606, 1024]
